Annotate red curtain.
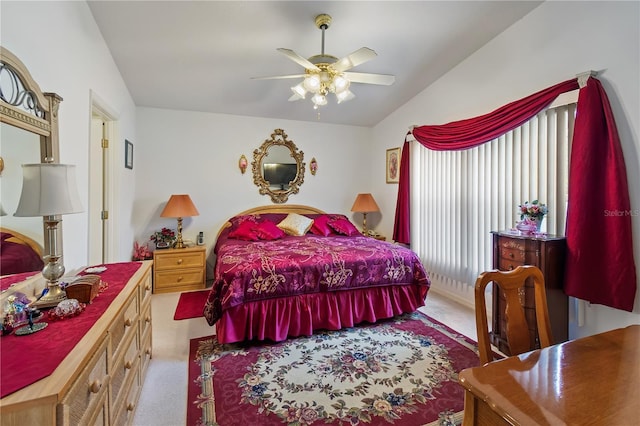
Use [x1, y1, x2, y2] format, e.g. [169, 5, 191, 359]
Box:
[563, 78, 636, 311]
[393, 77, 637, 311]
[392, 136, 412, 244]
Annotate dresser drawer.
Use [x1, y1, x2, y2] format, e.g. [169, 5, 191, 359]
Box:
[139, 298, 152, 344]
[154, 269, 204, 292]
[57, 338, 109, 426]
[138, 271, 152, 308]
[111, 359, 140, 426]
[113, 365, 140, 426]
[140, 326, 153, 383]
[154, 251, 204, 270]
[110, 330, 139, 414]
[109, 293, 139, 368]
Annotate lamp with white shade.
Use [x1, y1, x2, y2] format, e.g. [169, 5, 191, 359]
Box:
[14, 163, 83, 307]
[160, 194, 199, 249]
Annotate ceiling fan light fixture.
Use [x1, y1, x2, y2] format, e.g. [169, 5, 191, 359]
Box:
[312, 93, 327, 106]
[333, 75, 350, 93]
[254, 13, 394, 110]
[303, 74, 321, 92]
[336, 90, 355, 104]
[291, 83, 307, 99]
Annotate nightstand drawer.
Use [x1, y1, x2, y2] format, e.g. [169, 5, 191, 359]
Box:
[154, 251, 204, 270]
[499, 246, 525, 263]
[154, 269, 204, 291]
[498, 258, 524, 271]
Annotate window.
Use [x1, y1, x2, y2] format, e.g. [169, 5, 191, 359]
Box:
[410, 103, 577, 293]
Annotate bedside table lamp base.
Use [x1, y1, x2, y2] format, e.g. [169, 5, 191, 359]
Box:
[174, 217, 185, 249]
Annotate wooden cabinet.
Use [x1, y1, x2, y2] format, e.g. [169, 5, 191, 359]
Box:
[153, 246, 205, 293]
[491, 231, 567, 355]
[0, 261, 153, 426]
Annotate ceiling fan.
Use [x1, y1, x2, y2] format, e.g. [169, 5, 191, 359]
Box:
[252, 14, 395, 109]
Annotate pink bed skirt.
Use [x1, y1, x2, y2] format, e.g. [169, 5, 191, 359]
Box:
[215, 284, 428, 343]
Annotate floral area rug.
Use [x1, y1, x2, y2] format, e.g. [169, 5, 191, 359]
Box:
[187, 312, 479, 426]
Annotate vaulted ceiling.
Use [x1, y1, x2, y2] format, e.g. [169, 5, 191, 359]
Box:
[88, 1, 542, 127]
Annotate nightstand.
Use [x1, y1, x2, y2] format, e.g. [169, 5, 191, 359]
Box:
[153, 245, 205, 293]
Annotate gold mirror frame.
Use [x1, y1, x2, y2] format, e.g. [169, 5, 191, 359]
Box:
[252, 128, 305, 204]
[0, 45, 63, 256]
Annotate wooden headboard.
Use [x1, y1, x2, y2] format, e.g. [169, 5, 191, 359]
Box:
[236, 204, 325, 216]
[215, 204, 326, 240]
[0, 227, 43, 258]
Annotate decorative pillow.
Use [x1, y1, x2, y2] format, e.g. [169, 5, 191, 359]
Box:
[228, 220, 259, 241]
[229, 214, 262, 230]
[309, 214, 335, 236]
[328, 217, 361, 236]
[254, 220, 286, 240]
[277, 213, 314, 236]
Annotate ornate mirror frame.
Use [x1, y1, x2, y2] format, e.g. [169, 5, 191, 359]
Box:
[252, 128, 305, 204]
[0, 46, 63, 256]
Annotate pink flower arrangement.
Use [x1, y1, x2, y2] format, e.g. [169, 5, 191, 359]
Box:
[518, 200, 548, 220]
[132, 241, 152, 261]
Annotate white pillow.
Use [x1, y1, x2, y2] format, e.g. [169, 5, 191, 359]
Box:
[277, 213, 314, 236]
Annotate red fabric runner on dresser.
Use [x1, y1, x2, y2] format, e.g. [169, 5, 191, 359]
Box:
[0, 262, 142, 398]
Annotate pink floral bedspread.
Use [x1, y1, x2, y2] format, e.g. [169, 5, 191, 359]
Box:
[204, 233, 430, 326]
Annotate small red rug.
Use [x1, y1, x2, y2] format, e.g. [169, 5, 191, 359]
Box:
[187, 312, 479, 425]
[174, 289, 209, 320]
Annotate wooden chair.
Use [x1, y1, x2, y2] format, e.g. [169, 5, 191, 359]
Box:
[474, 265, 553, 365]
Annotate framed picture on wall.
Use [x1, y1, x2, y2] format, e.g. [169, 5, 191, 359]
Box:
[386, 147, 400, 183]
[125, 140, 133, 169]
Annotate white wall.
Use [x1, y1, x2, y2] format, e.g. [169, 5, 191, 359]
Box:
[135, 107, 372, 275]
[1, 1, 137, 269]
[372, 1, 640, 338]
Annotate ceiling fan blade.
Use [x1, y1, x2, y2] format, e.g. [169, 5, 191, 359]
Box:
[277, 48, 320, 71]
[344, 72, 395, 85]
[331, 47, 377, 72]
[251, 74, 307, 80]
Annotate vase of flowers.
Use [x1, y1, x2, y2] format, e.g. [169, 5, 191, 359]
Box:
[151, 227, 176, 249]
[518, 200, 548, 233]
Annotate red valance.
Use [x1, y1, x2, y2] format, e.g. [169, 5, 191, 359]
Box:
[394, 77, 637, 311]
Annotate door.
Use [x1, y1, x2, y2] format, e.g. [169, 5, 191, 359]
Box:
[89, 117, 108, 264]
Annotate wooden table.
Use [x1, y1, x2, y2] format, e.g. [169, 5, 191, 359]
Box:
[458, 325, 640, 425]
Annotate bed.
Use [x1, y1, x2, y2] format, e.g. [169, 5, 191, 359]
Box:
[0, 227, 44, 278]
[204, 205, 430, 343]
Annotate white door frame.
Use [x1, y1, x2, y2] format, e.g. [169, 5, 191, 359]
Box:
[89, 91, 119, 264]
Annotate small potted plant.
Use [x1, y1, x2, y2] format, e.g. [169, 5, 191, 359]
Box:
[151, 227, 176, 249]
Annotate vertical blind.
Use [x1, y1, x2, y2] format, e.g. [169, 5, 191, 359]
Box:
[411, 103, 576, 288]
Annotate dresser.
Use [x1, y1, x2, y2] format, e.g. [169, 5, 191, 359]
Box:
[491, 231, 567, 355]
[0, 261, 153, 426]
[153, 246, 205, 293]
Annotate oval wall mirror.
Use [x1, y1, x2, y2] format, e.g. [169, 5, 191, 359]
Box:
[252, 128, 305, 204]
